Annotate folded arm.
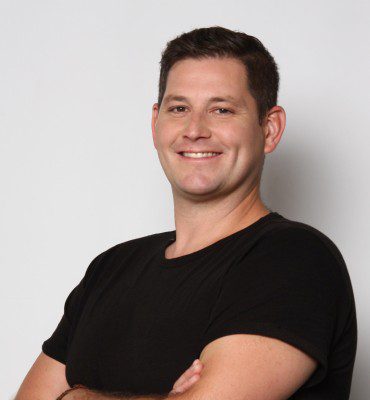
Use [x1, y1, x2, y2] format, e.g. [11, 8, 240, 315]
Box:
[14, 351, 71, 400]
[61, 333, 318, 400]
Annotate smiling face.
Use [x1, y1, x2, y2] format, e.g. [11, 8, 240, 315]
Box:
[151, 57, 269, 201]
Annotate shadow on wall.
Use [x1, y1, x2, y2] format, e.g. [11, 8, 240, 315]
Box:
[261, 133, 363, 400]
[262, 139, 342, 222]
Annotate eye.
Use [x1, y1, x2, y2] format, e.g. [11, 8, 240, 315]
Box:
[215, 108, 233, 114]
[168, 106, 187, 113]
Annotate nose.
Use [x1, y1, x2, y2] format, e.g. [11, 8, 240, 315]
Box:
[182, 110, 211, 140]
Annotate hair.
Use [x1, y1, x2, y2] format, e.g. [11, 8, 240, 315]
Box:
[157, 26, 280, 125]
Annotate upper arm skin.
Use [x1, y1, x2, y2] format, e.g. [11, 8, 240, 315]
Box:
[171, 334, 318, 400]
[14, 351, 70, 400]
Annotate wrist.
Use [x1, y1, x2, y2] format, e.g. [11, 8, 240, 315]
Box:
[56, 384, 87, 400]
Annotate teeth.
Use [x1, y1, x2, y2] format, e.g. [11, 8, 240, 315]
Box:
[182, 152, 220, 158]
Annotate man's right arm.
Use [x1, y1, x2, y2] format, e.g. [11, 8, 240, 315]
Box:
[14, 351, 70, 400]
[14, 352, 203, 400]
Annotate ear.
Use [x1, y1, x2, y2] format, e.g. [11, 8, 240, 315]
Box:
[263, 105, 286, 154]
[151, 103, 160, 150]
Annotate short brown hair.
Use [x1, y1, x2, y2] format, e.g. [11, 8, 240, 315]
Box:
[157, 26, 280, 125]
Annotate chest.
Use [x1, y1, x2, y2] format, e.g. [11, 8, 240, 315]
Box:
[65, 255, 230, 394]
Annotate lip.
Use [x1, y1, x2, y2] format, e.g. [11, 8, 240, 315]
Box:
[177, 150, 222, 153]
[176, 152, 223, 161]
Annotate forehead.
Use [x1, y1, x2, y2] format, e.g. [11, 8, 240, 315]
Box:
[164, 57, 252, 104]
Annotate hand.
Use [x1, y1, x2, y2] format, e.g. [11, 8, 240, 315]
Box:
[57, 360, 204, 399]
[169, 359, 204, 396]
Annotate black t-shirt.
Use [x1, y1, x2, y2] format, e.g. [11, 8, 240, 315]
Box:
[42, 211, 357, 399]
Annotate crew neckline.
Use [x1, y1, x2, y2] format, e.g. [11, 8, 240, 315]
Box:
[156, 211, 283, 268]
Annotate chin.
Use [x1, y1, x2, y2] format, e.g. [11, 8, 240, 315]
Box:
[174, 182, 223, 198]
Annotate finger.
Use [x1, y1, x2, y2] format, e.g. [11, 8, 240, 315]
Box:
[172, 365, 203, 391]
[172, 361, 201, 388]
[172, 361, 203, 389]
[170, 374, 200, 395]
[172, 374, 200, 394]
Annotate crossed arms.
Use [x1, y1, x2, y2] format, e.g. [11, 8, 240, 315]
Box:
[15, 333, 317, 400]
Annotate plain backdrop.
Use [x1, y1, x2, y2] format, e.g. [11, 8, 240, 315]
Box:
[1, 1, 369, 399]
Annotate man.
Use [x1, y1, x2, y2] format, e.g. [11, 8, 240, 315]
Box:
[15, 26, 357, 400]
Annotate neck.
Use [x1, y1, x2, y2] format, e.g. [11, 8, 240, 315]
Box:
[166, 182, 271, 259]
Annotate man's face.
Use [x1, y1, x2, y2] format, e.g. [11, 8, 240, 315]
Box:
[151, 57, 267, 201]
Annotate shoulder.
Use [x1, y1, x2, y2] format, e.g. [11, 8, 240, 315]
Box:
[251, 215, 347, 273]
[234, 215, 353, 308]
[82, 230, 172, 280]
[99, 229, 173, 259]
[228, 214, 353, 297]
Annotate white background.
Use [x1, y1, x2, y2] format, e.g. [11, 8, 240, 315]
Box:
[1, 1, 369, 399]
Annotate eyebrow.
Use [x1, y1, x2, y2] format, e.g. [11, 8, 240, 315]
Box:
[162, 94, 244, 106]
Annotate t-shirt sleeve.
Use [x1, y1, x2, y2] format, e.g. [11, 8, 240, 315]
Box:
[199, 227, 348, 389]
[41, 252, 105, 364]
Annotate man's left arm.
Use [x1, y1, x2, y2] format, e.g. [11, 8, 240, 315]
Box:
[62, 332, 317, 400]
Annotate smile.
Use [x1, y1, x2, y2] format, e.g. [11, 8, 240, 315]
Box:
[177, 152, 223, 161]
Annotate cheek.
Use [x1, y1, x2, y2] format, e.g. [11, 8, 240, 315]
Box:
[222, 126, 263, 167]
[154, 122, 173, 148]
[155, 116, 179, 139]
[219, 121, 256, 150]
